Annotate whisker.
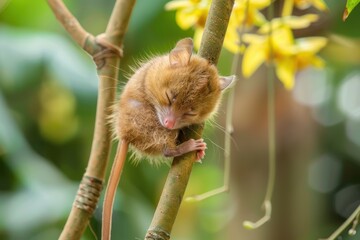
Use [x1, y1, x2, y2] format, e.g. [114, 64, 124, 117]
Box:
[203, 137, 225, 152]
[207, 119, 240, 151]
[207, 118, 226, 132]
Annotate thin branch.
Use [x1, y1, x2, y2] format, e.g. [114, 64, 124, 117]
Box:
[105, 0, 135, 47]
[198, 0, 234, 65]
[47, 0, 98, 54]
[47, 0, 136, 239]
[319, 204, 360, 240]
[242, 1, 276, 229]
[185, 52, 241, 203]
[243, 201, 272, 229]
[145, 125, 203, 240]
[144, 0, 234, 239]
[186, 0, 249, 203]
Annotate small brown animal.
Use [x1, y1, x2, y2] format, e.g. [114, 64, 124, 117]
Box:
[102, 38, 234, 240]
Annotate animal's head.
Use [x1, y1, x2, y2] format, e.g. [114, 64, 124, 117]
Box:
[151, 38, 235, 129]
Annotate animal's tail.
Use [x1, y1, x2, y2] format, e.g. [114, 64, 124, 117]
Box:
[102, 140, 128, 240]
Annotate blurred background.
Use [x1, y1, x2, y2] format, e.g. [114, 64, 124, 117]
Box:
[0, 0, 359, 239]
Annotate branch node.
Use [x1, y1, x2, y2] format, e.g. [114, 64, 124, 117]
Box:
[145, 227, 171, 240]
[73, 175, 103, 214]
[93, 33, 124, 69]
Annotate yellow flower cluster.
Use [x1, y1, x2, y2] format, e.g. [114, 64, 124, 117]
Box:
[242, 14, 327, 89]
[165, 0, 211, 49]
[165, 0, 328, 90]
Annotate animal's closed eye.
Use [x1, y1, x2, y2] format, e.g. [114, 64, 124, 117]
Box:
[184, 111, 197, 117]
[165, 92, 172, 106]
[165, 91, 177, 105]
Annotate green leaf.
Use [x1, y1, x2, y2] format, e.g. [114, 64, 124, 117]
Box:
[343, 0, 360, 21]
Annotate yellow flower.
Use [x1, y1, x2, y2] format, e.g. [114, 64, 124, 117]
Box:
[232, 0, 270, 26]
[258, 14, 319, 34]
[165, 0, 211, 49]
[242, 26, 327, 89]
[165, 0, 210, 29]
[224, 0, 270, 53]
[294, 0, 328, 11]
[165, 0, 327, 89]
[166, 0, 271, 51]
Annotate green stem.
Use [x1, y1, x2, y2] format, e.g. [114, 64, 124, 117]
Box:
[320, 204, 360, 240]
[224, 53, 241, 187]
[265, 54, 275, 205]
[264, 0, 276, 209]
[243, 0, 276, 230]
[218, 0, 248, 197]
[184, 53, 239, 203]
[243, 62, 276, 230]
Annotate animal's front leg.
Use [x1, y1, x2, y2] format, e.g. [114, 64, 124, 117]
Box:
[163, 138, 207, 161]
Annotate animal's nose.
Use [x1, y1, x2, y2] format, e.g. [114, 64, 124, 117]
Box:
[164, 117, 175, 129]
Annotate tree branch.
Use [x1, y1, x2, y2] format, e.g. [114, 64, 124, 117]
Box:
[47, 0, 98, 54]
[144, 1, 234, 239]
[47, 0, 136, 239]
[198, 0, 234, 65]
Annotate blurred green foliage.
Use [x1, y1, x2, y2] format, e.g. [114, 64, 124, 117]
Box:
[0, 0, 359, 240]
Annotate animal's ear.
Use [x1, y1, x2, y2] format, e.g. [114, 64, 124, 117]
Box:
[219, 75, 236, 90]
[169, 38, 193, 67]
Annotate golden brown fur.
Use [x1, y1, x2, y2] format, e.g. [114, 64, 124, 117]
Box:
[112, 38, 233, 163]
[102, 38, 234, 240]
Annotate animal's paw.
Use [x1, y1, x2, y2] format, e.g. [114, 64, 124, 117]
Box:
[187, 138, 206, 163]
[186, 138, 206, 151]
[195, 149, 206, 163]
[175, 138, 207, 162]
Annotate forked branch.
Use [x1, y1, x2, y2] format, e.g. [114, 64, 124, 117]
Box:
[47, 0, 136, 239]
